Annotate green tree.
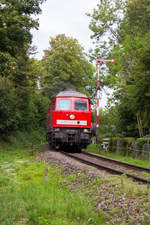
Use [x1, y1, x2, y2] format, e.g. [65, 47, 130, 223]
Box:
[41, 34, 96, 101]
[88, 0, 150, 136]
[87, 0, 125, 59]
[0, 0, 47, 135]
[0, 77, 20, 135]
[0, 0, 45, 57]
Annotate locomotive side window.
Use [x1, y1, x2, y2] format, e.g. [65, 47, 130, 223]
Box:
[74, 100, 87, 111]
[57, 99, 71, 110]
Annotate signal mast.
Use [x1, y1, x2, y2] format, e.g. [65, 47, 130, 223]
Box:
[96, 58, 115, 144]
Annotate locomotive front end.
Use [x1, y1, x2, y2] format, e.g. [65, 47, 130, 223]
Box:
[46, 89, 92, 151]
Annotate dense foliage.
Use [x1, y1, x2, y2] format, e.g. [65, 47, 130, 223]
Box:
[88, 0, 150, 137]
[0, 0, 48, 137]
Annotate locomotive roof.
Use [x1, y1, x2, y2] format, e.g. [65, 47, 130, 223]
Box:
[56, 89, 88, 98]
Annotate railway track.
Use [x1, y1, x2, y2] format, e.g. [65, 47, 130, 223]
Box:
[62, 150, 150, 184]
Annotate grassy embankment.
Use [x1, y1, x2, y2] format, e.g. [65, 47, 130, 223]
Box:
[87, 144, 150, 169]
[1, 131, 150, 224]
[0, 130, 105, 225]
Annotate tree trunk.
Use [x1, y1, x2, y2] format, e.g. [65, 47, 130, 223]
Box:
[137, 115, 144, 137]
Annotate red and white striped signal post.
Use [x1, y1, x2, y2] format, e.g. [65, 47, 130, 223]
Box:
[96, 58, 115, 144]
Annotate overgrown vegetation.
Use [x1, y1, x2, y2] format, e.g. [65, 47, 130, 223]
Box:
[0, 141, 105, 225]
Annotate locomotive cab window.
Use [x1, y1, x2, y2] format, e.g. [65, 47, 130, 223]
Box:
[74, 100, 87, 111]
[57, 99, 71, 110]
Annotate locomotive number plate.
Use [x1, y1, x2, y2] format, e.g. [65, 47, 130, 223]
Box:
[56, 120, 87, 125]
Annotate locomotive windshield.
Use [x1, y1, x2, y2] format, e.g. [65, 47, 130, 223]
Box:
[57, 99, 71, 110]
[74, 100, 87, 111]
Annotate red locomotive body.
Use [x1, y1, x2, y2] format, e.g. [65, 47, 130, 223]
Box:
[46, 89, 92, 151]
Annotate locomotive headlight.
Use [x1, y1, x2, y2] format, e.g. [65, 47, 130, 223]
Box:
[55, 128, 60, 131]
[70, 114, 75, 120]
[83, 129, 88, 133]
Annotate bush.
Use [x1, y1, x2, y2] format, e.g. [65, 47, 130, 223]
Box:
[136, 137, 150, 150]
[122, 137, 135, 156]
[109, 137, 120, 152]
[108, 137, 135, 156]
[6, 128, 46, 148]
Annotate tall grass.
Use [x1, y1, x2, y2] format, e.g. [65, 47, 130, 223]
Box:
[0, 181, 102, 225]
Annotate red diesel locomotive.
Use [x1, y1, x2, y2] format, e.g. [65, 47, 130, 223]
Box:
[46, 89, 92, 151]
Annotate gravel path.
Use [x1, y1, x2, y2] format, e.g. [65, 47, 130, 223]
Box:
[36, 145, 108, 179]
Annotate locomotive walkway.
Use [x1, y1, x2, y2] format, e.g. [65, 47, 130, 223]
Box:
[62, 150, 150, 184]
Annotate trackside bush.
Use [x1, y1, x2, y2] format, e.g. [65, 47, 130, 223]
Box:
[4, 128, 46, 149]
[100, 136, 150, 159]
[109, 137, 120, 152]
[122, 137, 135, 155]
[108, 137, 135, 156]
[136, 137, 150, 150]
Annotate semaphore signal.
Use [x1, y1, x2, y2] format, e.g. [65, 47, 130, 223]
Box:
[96, 58, 115, 145]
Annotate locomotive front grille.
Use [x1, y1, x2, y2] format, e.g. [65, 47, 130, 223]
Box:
[63, 129, 78, 143]
[68, 133, 76, 142]
[51, 127, 91, 146]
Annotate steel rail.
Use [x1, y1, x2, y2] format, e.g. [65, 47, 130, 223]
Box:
[62, 152, 150, 184]
[82, 150, 150, 173]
